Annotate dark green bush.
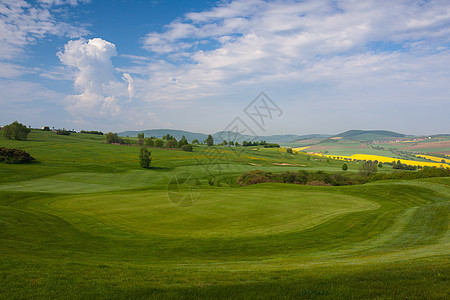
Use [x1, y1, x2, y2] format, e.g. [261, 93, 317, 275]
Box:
[0, 147, 35, 163]
[181, 144, 193, 152]
[56, 130, 71, 135]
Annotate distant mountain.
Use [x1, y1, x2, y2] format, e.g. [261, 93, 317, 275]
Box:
[332, 130, 407, 141]
[118, 129, 326, 144]
[292, 134, 332, 141]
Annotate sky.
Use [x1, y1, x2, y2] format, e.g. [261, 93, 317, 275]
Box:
[0, 0, 449, 136]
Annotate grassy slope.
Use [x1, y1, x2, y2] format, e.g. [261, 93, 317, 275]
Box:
[0, 130, 449, 299]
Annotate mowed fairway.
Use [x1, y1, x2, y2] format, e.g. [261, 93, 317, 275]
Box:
[0, 131, 449, 299]
[47, 188, 378, 238]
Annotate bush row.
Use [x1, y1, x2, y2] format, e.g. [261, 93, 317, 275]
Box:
[237, 170, 357, 186]
[237, 167, 450, 187]
[369, 167, 450, 181]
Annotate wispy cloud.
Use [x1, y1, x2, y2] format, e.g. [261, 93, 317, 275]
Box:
[133, 0, 450, 105]
[0, 0, 88, 77]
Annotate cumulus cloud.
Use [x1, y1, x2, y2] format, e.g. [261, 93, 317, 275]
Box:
[58, 38, 134, 118]
[135, 0, 450, 104]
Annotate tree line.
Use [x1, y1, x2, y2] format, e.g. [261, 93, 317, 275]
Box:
[237, 164, 450, 187]
[105, 132, 193, 152]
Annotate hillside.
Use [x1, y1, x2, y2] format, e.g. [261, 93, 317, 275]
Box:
[332, 129, 407, 141]
[0, 130, 449, 299]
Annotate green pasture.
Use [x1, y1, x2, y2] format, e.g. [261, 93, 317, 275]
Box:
[0, 130, 449, 299]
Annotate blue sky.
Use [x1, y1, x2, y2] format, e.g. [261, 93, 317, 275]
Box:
[1, 0, 449, 135]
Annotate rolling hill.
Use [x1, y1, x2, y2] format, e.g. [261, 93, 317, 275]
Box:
[0, 129, 448, 298]
[331, 130, 407, 141]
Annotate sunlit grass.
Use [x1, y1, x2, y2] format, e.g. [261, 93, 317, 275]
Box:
[0, 130, 448, 298]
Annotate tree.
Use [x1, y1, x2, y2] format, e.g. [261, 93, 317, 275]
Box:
[178, 135, 188, 148]
[181, 144, 193, 152]
[166, 138, 178, 148]
[286, 148, 293, 154]
[105, 132, 122, 144]
[163, 134, 173, 141]
[139, 147, 152, 168]
[359, 161, 378, 177]
[154, 139, 164, 148]
[222, 140, 228, 146]
[137, 133, 144, 145]
[342, 163, 348, 171]
[145, 138, 154, 147]
[192, 139, 199, 144]
[2, 121, 31, 140]
[205, 134, 214, 146]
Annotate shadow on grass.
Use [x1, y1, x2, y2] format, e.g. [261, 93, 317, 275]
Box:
[148, 166, 173, 171]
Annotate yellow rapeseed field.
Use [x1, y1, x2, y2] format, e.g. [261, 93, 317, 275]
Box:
[318, 153, 449, 168]
[416, 154, 450, 164]
[292, 146, 310, 152]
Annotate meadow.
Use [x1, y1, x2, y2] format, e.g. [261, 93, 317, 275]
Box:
[0, 130, 449, 299]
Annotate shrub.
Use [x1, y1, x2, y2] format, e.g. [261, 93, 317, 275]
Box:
[237, 169, 355, 187]
[369, 167, 450, 181]
[359, 161, 378, 177]
[286, 148, 293, 154]
[81, 130, 103, 135]
[181, 144, 193, 152]
[139, 147, 151, 169]
[0, 147, 35, 163]
[279, 171, 297, 183]
[342, 163, 348, 171]
[56, 130, 71, 135]
[306, 180, 332, 186]
[246, 176, 274, 185]
[237, 170, 273, 186]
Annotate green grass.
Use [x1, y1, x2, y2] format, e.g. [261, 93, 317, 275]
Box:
[0, 130, 449, 299]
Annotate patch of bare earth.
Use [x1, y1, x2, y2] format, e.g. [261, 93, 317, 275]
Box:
[432, 151, 450, 155]
[306, 144, 368, 151]
[402, 140, 450, 150]
[272, 163, 306, 166]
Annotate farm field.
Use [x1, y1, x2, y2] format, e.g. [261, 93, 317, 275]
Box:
[290, 135, 450, 170]
[0, 130, 449, 299]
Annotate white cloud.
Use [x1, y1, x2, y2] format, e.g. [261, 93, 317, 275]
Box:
[134, 0, 450, 106]
[58, 38, 134, 119]
[122, 73, 134, 102]
[0, 0, 88, 78]
[0, 62, 23, 78]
